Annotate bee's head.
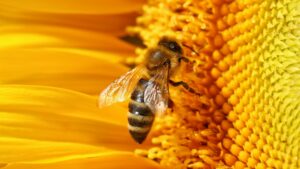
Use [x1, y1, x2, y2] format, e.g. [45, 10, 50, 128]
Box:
[158, 38, 183, 55]
[146, 38, 184, 71]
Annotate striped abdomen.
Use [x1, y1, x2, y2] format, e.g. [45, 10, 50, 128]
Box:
[128, 78, 154, 144]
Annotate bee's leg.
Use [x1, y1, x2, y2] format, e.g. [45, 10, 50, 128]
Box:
[178, 56, 190, 63]
[169, 80, 200, 96]
[168, 98, 174, 108]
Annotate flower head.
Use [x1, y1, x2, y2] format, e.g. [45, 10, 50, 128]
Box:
[128, 0, 299, 168]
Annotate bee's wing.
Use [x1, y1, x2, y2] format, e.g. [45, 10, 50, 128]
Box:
[98, 65, 147, 107]
[144, 64, 169, 116]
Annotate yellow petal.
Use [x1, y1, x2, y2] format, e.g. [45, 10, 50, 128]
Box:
[0, 48, 128, 95]
[0, 1, 146, 14]
[0, 26, 135, 54]
[3, 153, 161, 169]
[0, 85, 149, 151]
[0, 137, 108, 163]
[1, 9, 139, 36]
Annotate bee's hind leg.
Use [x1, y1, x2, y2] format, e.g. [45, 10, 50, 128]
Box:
[169, 80, 201, 96]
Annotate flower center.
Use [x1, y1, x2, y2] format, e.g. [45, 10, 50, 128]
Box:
[128, 0, 300, 168]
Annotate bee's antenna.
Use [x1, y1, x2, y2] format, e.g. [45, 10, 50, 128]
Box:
[179, 44, 199, 63]
[182, 44, 199, 55]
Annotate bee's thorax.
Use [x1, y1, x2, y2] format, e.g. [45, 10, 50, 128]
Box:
[145, 47, 180, 73]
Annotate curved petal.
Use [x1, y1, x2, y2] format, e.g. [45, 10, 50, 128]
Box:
[0, 1, 146, 14]
[3, 153, 161, 169]
[0, 48, 129, 95]
[0, 85, 151, 151]
[0, 26, 135, 54]
[0, 137, 108, 163]
[1, 9, 139, 36]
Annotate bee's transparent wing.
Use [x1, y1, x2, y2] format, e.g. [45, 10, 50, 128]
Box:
[98, 66, 147, 107]
[144, 64, 169, 116]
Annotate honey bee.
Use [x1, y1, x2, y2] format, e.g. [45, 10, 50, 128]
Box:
[99, 38, 184, 144]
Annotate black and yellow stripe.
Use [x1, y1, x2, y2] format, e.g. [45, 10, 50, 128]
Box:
[128, 78, 154, 144]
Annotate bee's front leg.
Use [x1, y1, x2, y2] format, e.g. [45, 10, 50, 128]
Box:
[169, 80, 200, 96]
[178, 56, 190, 63]
[167, 98, 174, 108]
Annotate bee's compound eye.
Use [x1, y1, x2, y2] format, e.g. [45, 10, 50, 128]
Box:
[168, 42, 182, 54]
[159, 39, 182, 54]
[169, 42, 176, 49]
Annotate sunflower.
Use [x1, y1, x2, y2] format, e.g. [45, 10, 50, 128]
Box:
[0, 0, 299, 169]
